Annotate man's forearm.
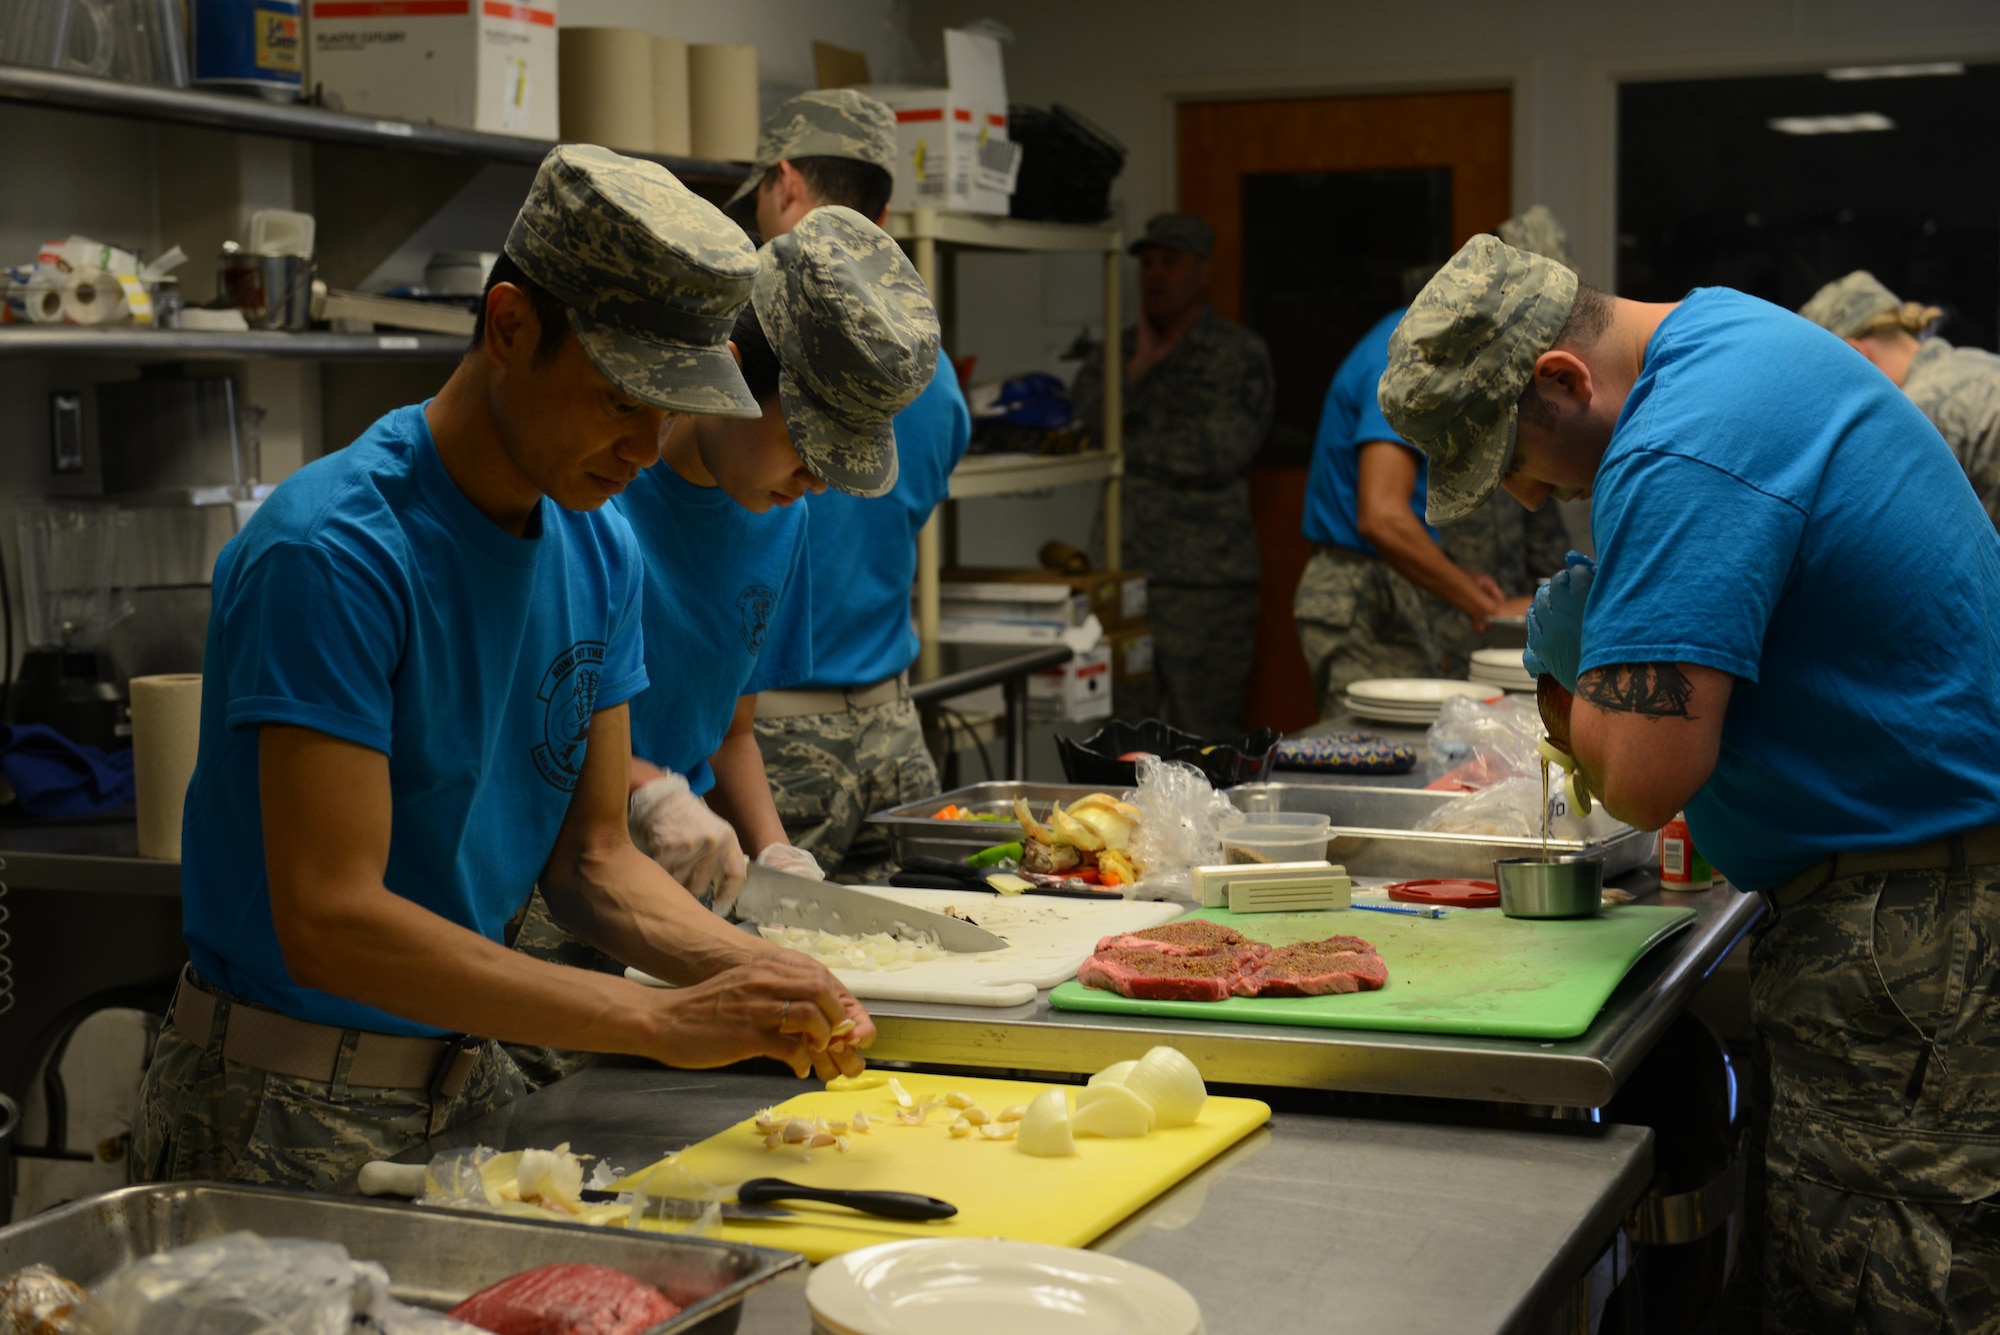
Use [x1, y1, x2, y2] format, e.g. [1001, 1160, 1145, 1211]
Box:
[1367, 510, 1496, 616]
[541, 836, 758, 984]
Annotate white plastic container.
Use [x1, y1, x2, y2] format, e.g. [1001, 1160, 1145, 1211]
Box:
[1218, 811, 1332, 865]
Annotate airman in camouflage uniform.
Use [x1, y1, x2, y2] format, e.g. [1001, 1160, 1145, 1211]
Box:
[1382, 233, 2000, 1335]
[1800, 269, 2000, 529]
[1070, 214, 1274, 739]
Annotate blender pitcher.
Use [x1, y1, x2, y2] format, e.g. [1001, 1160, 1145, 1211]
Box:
[11, 501, 134, 749]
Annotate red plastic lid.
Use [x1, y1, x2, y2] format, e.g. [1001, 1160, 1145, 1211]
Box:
[1385, 878, 1501, 908]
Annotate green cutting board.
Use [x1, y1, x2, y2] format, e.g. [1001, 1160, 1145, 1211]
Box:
[1047, 904, 1697, 1039]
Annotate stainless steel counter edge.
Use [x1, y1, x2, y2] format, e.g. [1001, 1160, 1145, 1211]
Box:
[860, 886, 1762, 1107]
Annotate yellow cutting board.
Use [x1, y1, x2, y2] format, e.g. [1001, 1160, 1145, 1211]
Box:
[659, 1071, 1270, 1263]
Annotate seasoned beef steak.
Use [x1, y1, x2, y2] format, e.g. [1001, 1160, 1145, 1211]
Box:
[1077, 948, 1253, 1001]
[1232, 938, 1388, 998]
[448, 1262, 679, 1335]
[1094, 920, 1270, 957]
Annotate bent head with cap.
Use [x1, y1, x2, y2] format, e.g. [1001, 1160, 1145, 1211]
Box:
[449, 144, 759, 519]
[1379, 234, 1634, 521]
[1130, 212, 1214, 327]
[1798, 269, 1941, 387]
[726, 89, 899, 241]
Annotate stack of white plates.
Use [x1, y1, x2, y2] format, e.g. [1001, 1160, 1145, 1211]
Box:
[1469, 648, 1537, 693]
[807, 1239, 1204, 1335]
[1344, 677, 1499, 725]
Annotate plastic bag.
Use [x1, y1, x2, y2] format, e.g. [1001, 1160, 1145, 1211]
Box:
[622, 1157, 723, 1239]
[70, 1232, 480, 1335]
[1425, 693, 1543, 784]
[1413, 773, 1626, 843]
[2, 1262, 85, 1333]
[1126, 756, 1238, 903]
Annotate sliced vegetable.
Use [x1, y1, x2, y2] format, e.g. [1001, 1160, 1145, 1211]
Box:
[1048, 803, 1106, 851]
[1017, 1088, 1076, 1157]
[1073, 1082, 1155, 1137]
[1118, 1046, 1208, 1128]
[1087, 1060, 1137, 1087]
[967, 841, 1025, 868]
[1013, 797, 1055, 843]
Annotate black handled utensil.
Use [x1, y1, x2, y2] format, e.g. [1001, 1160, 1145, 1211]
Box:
[735, 1176, 958, 1220]
[894, 855, 1123, 900]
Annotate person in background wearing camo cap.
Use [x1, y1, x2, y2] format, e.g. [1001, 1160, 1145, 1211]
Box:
[134, 145, 875, 1192]
[1380, 233, 2000, 1332]
[729, 90, 974, 882]
[1294, 206, 1573, 721]
[1070, 212, 1274, 739]
[504, 205, 939, 1086]
[1800, 268, 2000, 529]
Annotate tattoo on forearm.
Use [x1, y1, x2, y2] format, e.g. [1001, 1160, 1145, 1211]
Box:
[1577, 664, 1697, 720]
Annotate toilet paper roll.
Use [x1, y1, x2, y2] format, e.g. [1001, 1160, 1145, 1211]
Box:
[559, 27, 655, 153]
[131, 673, 203, 861]
[688, 43, 758, 161]
[23, 269, 66, 324]
[652, 37, 691, 158]
[60, 267, 125, 325]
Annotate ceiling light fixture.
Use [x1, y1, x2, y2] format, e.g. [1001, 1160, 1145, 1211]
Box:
[1767, 112, 1897, 135]
[1824, 62, 1965, 81]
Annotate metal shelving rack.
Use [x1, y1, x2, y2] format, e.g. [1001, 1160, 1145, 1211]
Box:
[883, 208, 1123, 675]
[0, 327, 465, 362]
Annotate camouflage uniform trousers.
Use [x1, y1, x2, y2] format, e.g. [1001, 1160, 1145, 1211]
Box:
[1147, 584, 1260, 740]
[131, 982, 528, 1192]
[1748, 862, 2000, 1333]
[754, 696, 938, 883]
[501, 888, 624, 1092]
[1292, 546, 1445, 721]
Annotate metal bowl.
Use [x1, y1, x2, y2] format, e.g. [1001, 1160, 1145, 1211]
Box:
[1494, 854, 1605, 918]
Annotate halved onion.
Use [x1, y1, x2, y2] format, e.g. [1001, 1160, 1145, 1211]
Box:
[1048, 803, 1106, 851]
[1087, 1059, 1137, 1087]
[1118, 1046, 1208, 1128]
[1016, 1088, 1076, 1157]
[1072, 1081, 1155, 1137]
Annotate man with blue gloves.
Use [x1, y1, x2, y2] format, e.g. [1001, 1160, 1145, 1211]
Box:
[1380, 233, 2000, 1332]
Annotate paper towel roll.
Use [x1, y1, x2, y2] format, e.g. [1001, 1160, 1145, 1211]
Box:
[558, 27, 655, 152]
[688, 43, 758, 161]
[23, 270, 65, 324]
[652, 37, 691, 158]
[132, 673, 202, 860]
[61, 267, 125, 325]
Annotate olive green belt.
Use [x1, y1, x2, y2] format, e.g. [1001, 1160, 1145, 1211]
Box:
[756, 671, 908, 719]
[1763, 823, 2000, 912]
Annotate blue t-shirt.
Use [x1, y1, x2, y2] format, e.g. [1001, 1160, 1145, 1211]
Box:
[799, 352, 971, 688]
[1302, 307, 1436, 552]
[1583, 288, 2000, 890]
[617, 460, 813, 793]
[181, 404, 649, 1036]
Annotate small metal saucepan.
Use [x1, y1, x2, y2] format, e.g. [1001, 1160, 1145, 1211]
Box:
[1494, 854, 1605, 918]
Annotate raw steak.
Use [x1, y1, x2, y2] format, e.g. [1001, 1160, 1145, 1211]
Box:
[449, 1263, 679, 1335]
[1232, 938, 1388, 998]
[1093, 920, 1270, 958]
[1077, 948, 1254, 1002]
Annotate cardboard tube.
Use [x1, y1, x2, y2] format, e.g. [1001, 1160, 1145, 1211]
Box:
[688, 43, 758, 161]
[131, 673, 202, 860]
[558, 27, 655, 153]
[652, 37, 691, 158]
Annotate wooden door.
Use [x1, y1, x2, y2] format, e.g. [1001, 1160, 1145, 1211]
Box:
[1178, 90, 1512, 733]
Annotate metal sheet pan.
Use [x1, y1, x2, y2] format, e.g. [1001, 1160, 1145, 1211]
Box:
[0, 1182, 800, 1334]
[869, 780, 1652, 882]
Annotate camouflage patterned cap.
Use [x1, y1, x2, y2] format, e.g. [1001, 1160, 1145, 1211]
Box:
[753, 205, 941, 498]
[1799, 270, 1901, 338]
[1495, 204, 1574, 267]
[724, 89, 899, 212]
[1378, 233, 1580, 525]
[506, 145, 760, 417]
[1129, 213, 1214, 259]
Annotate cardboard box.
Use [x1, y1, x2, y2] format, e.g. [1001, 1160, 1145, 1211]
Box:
[308, 0, 558, 139]
[1027, 645, 1113, 722]
[1107, 621, 1153, 685]
[857, 29, 1016, 215]
[943, 567, 1147, 631]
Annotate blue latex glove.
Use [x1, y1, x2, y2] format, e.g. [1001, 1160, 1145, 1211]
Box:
[1522, 551, 1597, 691]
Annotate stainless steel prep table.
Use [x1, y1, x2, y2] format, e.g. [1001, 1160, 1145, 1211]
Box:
[399, 1065, 1655, 1335]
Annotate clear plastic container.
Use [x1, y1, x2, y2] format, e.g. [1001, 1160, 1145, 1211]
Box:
[1218, 811, 1332, 865]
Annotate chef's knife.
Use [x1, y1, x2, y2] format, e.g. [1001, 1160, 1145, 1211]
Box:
[735, 863, 1007, 953]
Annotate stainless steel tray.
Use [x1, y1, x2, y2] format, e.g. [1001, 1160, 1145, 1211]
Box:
[0, 1182, 800, 1334]
[869, 779, 1652, 882]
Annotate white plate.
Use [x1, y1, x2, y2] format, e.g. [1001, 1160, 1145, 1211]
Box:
[1346, 678, 1499, 705]
[807, 1239, 1203, 1335]
[1345, 703, 1444, 723]
[1470, 648, 1529, 670]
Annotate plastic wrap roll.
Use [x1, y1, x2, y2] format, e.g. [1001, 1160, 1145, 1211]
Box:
[688, 43, 757, 161]
[558, 27, 654, 152]
[131, 673, 203, 860]
[652, 37, 691, 158]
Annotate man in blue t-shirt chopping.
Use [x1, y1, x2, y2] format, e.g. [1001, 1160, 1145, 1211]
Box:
[1380, 234, 2000, 1331]
[133, 146, 874, 1191]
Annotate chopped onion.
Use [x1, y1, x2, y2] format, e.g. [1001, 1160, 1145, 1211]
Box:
[1087, 1060, 1137, 1087]
[1072, 1082, 1155, 1137]
[758, 924, 941, 972]
[516, 1147, 585, 1213]
[1017, 1088, 1076, 1157]
[1118, 1046, 1208, 1128]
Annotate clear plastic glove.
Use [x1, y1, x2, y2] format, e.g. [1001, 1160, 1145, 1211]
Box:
[629, 772, 748, 912]
[755, 841, 825, 880]
[1522, 550, 1597, 691]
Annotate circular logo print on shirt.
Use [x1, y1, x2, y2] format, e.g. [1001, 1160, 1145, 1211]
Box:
[737, 584, 777, 653]
[532, 640, 606, 792]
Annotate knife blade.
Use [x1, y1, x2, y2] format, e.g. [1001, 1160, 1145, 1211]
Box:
[736, 863, 1007, 953]
[579, 1188, 796, 1219]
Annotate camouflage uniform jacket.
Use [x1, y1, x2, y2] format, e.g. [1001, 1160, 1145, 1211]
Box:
[1070, 307, 1274, 587]
[1903, 337, 2000, 528]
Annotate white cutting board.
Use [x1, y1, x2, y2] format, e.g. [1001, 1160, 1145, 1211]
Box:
[628, 887, 1182, 1007]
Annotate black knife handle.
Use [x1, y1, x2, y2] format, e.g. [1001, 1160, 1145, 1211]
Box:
[888, 871, 988, 892]
[899, 855, 992, 883]
[736, 1176, 958, 1220]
